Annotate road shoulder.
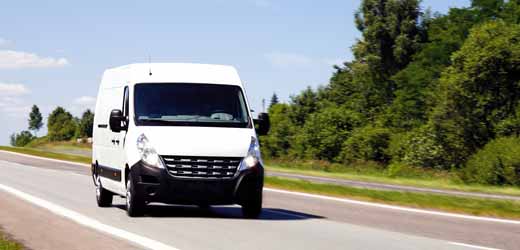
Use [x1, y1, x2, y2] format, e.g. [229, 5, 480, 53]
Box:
[0, 191, 138, 250]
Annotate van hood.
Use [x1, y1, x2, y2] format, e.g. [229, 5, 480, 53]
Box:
[131, 126, 255, 157]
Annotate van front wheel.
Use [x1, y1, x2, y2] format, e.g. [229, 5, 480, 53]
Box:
[241, 192, 262, 219]
[126, 172, 145, 217]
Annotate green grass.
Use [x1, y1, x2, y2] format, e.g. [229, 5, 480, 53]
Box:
[264, 159, 520, 197]
[265, 176, 520, 219]
[0, 232, 23, 250]
[0, 146, 91, 165]
[25, 136, 91, 149]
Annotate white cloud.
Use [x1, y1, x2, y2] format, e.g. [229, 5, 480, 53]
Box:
[71, 96, 96, 115]
[0, 83, 30, 96]
[0, 83, 30, 118]
[0, 38, 11, 47]
[0, 50, 69, 69]
[74, 96, 96, 106]
[0, 105, 31, 118]
[265, 52, 313, 68]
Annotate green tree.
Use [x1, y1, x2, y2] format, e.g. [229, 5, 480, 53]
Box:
[28, 105, 43, 136]
[252, 0, 520, 170]
[500, 0, 520, 23]
[9, 133, 16, 146]
[289, 87, 318, 126]
[47, 107, 77, 141]
[78, 109, 95, 138]
[269, 93, 279, 109]
[261, 103, 295, 158]
[384, 7, 479, 129]
[429, 21, 520, 167]
[352, 0, 422, 109]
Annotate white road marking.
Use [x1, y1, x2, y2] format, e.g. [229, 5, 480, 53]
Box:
[264, 188, 520, 225]
[2, 150, 519, 226]
[0, 183, 179, 250]
[448, 242, 502, 250]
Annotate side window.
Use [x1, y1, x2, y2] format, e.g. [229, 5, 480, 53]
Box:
[122, 86, 129, 125]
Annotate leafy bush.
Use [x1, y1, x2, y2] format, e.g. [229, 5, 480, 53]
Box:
[10, 131, 35, 147]
[463, 137, 520, 186]
[47, 107, 77, 141]
[387, 126, 450, 169]
[495, 105, 520, 137]
[290, 106, 363, 161]
[24, 136, 50, 148]
[261, 103, 295, 158]
[339, 126, 391, 163]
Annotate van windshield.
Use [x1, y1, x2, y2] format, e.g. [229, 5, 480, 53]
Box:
[134, 83, 251, 128]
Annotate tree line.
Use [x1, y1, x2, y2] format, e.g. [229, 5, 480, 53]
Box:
[10, 105, 94, 147]
[261, 0, 520, 186]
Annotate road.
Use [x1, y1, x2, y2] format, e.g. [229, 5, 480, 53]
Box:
[0, 150, 519, 250]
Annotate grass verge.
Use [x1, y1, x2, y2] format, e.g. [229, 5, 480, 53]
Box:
[25, 136, 91, 149]
[265, 176, 520, 220]
[265, 160, 520, 197]
[0, 146, 91, 165]
[0, 232, 23, 250]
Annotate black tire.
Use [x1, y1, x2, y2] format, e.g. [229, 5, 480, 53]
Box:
[241, 191, 262, 219]
[95, 174, 113, 207]
[126, 172, 145, 217]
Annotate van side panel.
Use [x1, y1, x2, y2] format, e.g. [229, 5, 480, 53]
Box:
[93, 86, 125, 195]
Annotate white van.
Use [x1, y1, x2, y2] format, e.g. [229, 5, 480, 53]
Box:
[91, 63, 270, 218]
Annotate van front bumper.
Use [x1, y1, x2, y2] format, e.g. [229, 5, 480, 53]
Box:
[129, 161, 264, 205]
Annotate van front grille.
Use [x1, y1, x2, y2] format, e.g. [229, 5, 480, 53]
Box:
[161, 156, 242, 179]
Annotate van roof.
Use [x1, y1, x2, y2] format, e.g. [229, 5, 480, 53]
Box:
[101, 63, 243, 88]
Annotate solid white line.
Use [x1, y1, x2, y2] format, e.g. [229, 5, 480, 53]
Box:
[264, 188, 520, 225]
[448, 242, 502, 250]
[3, 150, 520, 226]
[0, 150, 90, 168]
[0, 183, 179, 250]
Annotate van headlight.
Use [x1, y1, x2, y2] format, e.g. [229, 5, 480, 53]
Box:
[240, 137, 262, 170]
[136, 134, 164, 168]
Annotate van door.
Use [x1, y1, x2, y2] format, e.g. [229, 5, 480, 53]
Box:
[113, 86, 130, 192]
[98, 86, 125, 194]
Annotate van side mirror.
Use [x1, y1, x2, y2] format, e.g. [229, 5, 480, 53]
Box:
[109, 109, 125, 132]
[254, 112, 270, 136]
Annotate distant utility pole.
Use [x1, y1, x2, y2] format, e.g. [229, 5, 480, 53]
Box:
[262, 98, 266, 113]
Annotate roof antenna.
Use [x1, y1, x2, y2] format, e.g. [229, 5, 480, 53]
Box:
[148, 55, 152, 76]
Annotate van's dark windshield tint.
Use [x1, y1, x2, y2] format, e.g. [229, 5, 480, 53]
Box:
[134, 83, 250, 128]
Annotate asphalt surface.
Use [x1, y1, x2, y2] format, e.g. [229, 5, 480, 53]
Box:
[0, 151, 519, 250]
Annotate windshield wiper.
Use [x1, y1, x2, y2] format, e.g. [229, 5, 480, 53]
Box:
[138, 118, 177, 124]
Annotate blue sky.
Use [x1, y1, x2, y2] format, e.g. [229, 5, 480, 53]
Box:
[0, 0, 470, 145]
